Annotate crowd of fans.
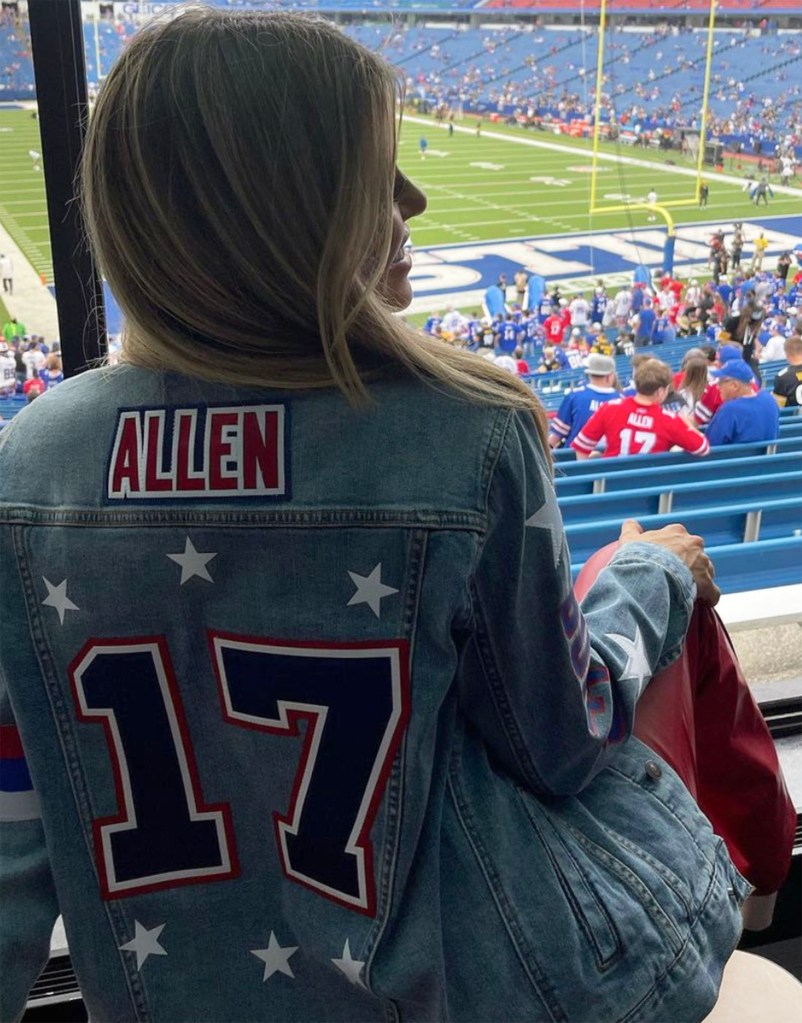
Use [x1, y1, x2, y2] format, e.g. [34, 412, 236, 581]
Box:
[0, 319, 63, 403]
[420, 231, 802, 457]
[398, 23, 802, 160]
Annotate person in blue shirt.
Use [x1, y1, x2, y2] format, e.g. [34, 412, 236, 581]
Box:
[537, 293, 554, 324]
[634, 298, 657, 347]
[497, 316, 521, 354]
[652, 313, 675, 346]
[630, 283, 645, 316]
[590, 285, 608, 325]
[717, 277, 734, 310]
[706, 359, 780, 446]
[423, 312, 441, 335]
[548, 353, 620, 448]
[522, 313, 543, 358]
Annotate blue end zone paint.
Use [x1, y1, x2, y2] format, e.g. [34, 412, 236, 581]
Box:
[406, 214, 801, 315]
[46, 215, 800, 327]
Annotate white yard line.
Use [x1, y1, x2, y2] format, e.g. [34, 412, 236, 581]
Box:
[403, 115, 802, 198]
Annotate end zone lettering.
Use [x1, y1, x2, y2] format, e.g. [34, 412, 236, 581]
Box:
[107, 405, 286, 500]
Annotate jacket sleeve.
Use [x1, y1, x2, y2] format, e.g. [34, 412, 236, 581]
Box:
[668, 414, 710, 456]
[457, 410, 695, 796]
[0, 697, 60, 1022]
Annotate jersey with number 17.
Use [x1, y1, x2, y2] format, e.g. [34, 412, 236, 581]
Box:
[572, 396, 709, 458]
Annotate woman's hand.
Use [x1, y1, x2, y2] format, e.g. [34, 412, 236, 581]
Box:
[619, 519, 720, 607]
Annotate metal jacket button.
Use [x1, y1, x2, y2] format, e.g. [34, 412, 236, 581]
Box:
[645, 760, 663, 781]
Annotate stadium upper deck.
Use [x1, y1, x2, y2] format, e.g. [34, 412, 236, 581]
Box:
[209, 0, 802, 11]
[3, 8, 797, 158]
[209, 0, 802, 12]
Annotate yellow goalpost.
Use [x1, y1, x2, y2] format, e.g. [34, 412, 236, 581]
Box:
[588, 0, 718, 236]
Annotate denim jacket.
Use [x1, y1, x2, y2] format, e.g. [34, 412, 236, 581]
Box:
[0, 365, 749, 1022]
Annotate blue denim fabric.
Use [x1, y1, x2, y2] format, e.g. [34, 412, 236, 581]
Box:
[0, 365, 749, 1022]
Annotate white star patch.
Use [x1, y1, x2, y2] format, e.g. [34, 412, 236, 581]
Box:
[525, 484, 564, 569]
[166, 537, 217, 585]
[346, 563, 398, 618]
[118, 920, 167, 970]
[332, 938, 366, 988]
[608, 626, 652, 697]
[250, 931, 298, 982]
[41, 577, 79, 625]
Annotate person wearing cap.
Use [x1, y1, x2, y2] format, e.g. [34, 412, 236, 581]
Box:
[549, 353, 620, 448]
[693, 342, 758, 426]
[760, 316, 791, 363]
[706, 359, 780, 446]
[572, 358, 709, 459]
[565, 326, 590, 368]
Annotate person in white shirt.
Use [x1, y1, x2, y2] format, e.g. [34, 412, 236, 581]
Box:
[569, 292, 589, 328]
[21, 341, 45, 380]
[441, 305, 466, 336]
[760, 321, 790, 363]
[0, 342, 16, 394]
[684, 279, 701, 308]
[614, 286, 632, 324]
[647, 188, 658, 221]
[0, 254, 12, 295]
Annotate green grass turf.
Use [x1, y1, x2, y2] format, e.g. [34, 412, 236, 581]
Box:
[0, 105, 797, 296]
[397, 113, 801, 249]
[0, 107, 50, 282]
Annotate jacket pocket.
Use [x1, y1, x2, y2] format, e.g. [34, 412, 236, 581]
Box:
[555, 814, 687, 957]
[515, 787, 622, 971]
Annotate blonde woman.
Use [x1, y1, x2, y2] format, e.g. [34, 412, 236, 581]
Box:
[0, 9, 771, 1022]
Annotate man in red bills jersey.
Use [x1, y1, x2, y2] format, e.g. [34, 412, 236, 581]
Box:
[572, 359, 710, 459]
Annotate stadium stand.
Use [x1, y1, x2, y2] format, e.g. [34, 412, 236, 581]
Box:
[2, 14, 801, 155]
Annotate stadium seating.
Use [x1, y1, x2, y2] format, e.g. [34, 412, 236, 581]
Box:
[566, 495, 800, 560]
[559, 462, 802, 522]
[555, 441, 802, 495]
[3, 15, 801, 153]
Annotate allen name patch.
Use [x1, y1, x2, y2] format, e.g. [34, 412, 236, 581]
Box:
[107, 404, 287, 500]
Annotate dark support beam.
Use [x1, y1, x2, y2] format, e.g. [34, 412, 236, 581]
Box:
[28, 0, 106, 379]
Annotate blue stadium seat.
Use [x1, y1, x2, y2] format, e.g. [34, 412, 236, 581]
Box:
[559, 463, 802, 523]
[556, 447, 802, 497]
[565, 497, 801, 563]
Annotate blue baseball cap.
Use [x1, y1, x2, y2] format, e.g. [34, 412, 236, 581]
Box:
[711, 360, 754, 384]
[717, 343, 743, 364]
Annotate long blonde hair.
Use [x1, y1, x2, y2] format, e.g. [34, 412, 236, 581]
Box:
[80, 6, 548, 449]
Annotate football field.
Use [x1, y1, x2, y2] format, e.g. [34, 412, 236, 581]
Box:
[0, 105, 799, 328]
[398, 114, 801, 247]
[0, 108, 49, 285]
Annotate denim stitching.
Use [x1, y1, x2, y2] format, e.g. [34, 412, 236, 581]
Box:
[13, 525, 152, 1022]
